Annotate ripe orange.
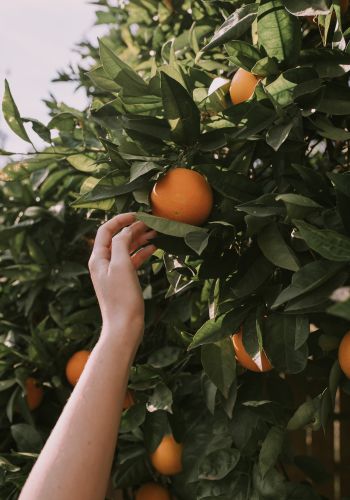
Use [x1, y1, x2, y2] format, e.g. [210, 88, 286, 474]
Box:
[135, 483, 171, 500]
[150, 167, 213, 226]
[338, 331, 350, 377]
[232, 328, 273, 373]
[25, 377, 44, 410]
[150, 434, 183, 476]
[66, 350, 90, 386]
[123, 389, 135, 410]
[229, 68, 260, 105]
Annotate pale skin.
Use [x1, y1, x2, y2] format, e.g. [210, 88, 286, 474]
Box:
[19, 213, 157, 500]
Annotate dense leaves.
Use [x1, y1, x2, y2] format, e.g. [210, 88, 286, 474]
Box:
[2, 0, 350, 499]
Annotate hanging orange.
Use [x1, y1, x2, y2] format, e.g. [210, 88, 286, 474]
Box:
[229, 68, 260, 105]
[135, 483, 171, 500]
[150, 434, 183, 476]
[232, 327, 273, 373]
[25, 377, 44, 410]
[150, 167, 213, 226]
[338, 331, 350, 378]
[66, 350, 91, 386]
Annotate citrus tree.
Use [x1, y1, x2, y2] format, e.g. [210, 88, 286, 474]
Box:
[2, 0, 350, 499]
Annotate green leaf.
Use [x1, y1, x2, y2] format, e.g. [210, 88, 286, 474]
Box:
[2, 80, 31, 143]
[0, 379, 17, 392]
[11, 423, 43, 452]
[264, 315, 308, 374]
[201, 338, 236, 397]
[198, 448, 240, 480]
[147, 347, 182, 368]
[72, 177, 114, 210]
[136, 212, 208, 237]
[225, 41, 261, 71]
[299, 49, 350, 78]
[146, 383, 173, 413]
[257, 223, 300, 271]
[23, 117, 51, 143]
[310, 115, 350, 141]
[184, 231, 209, 255]
[144, 411, 169, 453]
[203, 4, 259, 51]
[87, 66, 120, 92]
[160, 72, 200, 145]
[318, 84, 350, 115]
[72, 177, 146, 204]
[189, 309, 248, 350]
[251, 57, 280, 77]
[231, 255, 274, 298]
[259, 426, 285, 478]
[272, 260, 341, 309]
[119, 404, 146, 433]
[266, 121, 294, 151]
[0, 456, 21, 473]
[99, 39, 148, 96]
[257, 0, 301, 65]
[205, 169, 260, 202]
[0, 220, 37, 243]
[294, 220, 350, 262]
[266, 68, 320, 107]
[67, 154, 99, 173]
[287, 398, 321, 431]
[327, 298, 350, 320]
[282, 0, 330, 16]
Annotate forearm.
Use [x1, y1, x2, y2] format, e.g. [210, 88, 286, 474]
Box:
[20, 324, 140, 500]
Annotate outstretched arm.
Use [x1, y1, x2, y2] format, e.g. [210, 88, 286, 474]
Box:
[19, 213, 156, 500]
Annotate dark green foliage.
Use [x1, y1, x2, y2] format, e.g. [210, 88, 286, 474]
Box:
[2, 0, 350, 498]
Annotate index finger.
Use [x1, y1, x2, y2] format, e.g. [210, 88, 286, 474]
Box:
[93, 213, 136, 258]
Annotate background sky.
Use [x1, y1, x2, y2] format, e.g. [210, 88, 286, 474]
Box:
[0, 0, 106, 160]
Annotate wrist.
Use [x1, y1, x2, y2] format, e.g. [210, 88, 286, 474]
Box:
[100, 318, 144, 352]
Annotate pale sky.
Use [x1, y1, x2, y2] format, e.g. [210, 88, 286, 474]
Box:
[0, 0, 107, 157]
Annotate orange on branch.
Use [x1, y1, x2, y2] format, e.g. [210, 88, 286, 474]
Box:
[232, 328, 273, 373]
[25, 377, 44, 411]
[135, 483, 171, 500]
[150, 434, 183, 476]
[150, 167, 213, 225]
[66, 350, 90, 386]
[338, 331, 350, 377]
[123, 389, 135, 410]
[229, 68, 260, 105]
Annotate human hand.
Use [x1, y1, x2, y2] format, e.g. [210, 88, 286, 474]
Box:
[88, 213, 156, 345]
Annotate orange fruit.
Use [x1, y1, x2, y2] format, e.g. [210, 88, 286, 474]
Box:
[150, 434, 183, 476]
[338, 331, 350, 377]
[25, 377, 44, 410]
[66, 350, 90, 386]
[229, 68, 260, 105]
[150, 168, 213, 226]
[232, 327, 273, 373]
[123, 389, 135, 410]
[135, 483, 171, 500]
